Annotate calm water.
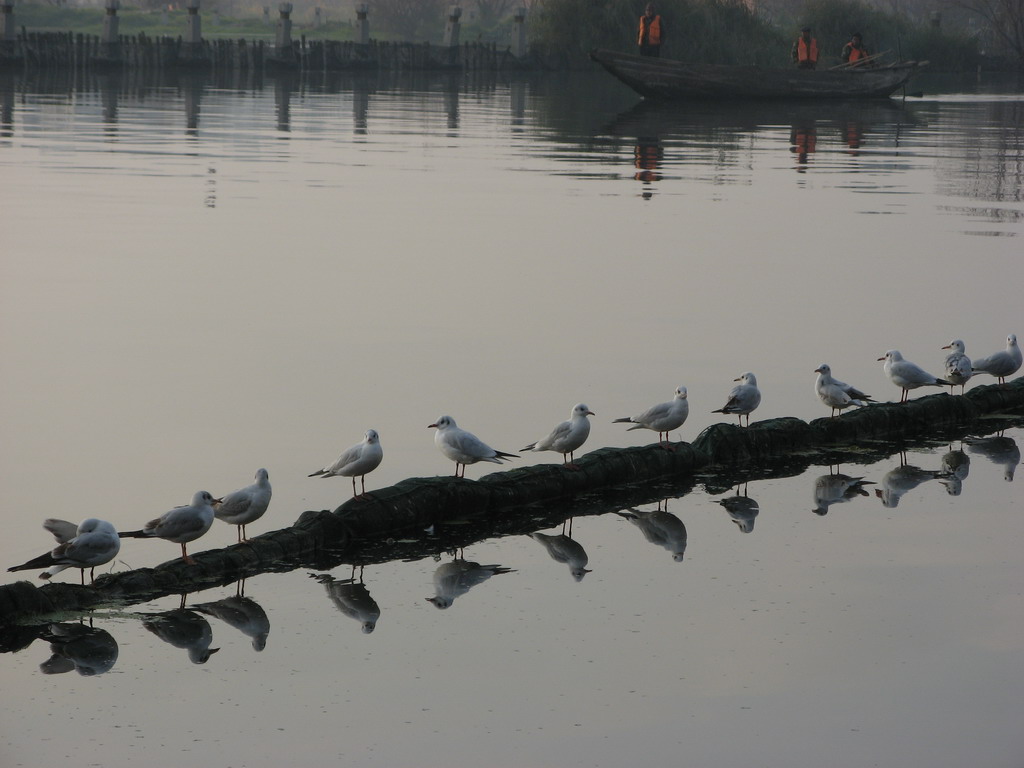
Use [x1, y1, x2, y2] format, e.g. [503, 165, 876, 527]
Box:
[1, 69, 1022, 768]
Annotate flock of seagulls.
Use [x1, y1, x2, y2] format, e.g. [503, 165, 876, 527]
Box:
[6, 333, 1019, 585]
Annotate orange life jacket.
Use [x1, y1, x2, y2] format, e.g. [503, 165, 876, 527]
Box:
[848, 44, 866, 62]
[796, 37, 818, 63]
[638, 15, 663, 47]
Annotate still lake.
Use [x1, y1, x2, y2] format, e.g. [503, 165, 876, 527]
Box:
[1, 68, 1022, 767]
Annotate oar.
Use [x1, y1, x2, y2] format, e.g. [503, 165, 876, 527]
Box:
[830, 50, 891, 70]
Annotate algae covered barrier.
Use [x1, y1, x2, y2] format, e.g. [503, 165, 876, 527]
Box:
[2, 379, 1022, 626]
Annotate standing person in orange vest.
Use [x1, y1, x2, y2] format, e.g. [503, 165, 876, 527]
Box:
[792, 26, 819, 69]
[841, 32, 872, 66]
[638, 3, 665, 58]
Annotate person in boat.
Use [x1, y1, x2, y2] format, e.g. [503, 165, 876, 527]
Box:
[841, 32, 873, 67]
[791, 26, 819, 69]
[637, 3, 665, 58]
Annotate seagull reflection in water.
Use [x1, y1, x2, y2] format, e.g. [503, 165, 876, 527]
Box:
[717, 483, 760, 533]
[426, 557, 515, 609]
[812, 474, 874, 516]
[192, 584, 270, 651]
[964, 434, 1019, 482]
[616, 499, 687, 561]
[528, 518, 591, 581]
[875, 458, 947, 509]
[38, 623, 118, 676]
[938, 449, 971, 496]
[142, 608, 220, 664]
[312, 571, 381, 634]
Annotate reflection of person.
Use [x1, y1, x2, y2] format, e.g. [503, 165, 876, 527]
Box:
[792, 26, 819, 69]
[790, 123, 817, 167]
[634, 137, 663, 184]
[841, 32, 871, 66]
[638, 3, 665, 58]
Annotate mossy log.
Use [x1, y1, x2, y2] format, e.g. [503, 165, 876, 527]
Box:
[2, 379, 1022, 626]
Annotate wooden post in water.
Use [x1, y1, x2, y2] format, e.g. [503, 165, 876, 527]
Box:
[275, 2, 293, 57]
[442, 5, 461, 66]
[182, 0, 203, 64]
[0, 0, 20, 65]
[511, 6, 527, 59]
[100, 0, 121, 64]
[354, 3, 369, 45]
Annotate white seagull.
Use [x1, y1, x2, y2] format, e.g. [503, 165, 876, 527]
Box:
[521, 403, 594, 469]
[120, 490, 219, 565]
[613, 386, 689, 447]
[428, 415, 518, 478]
[941, 340, 972, 394]
[308, 429, 383, 499]
[712, 372, 761, 426]
[8, 518, 121, 584]
[215, 468, 272, 542]
[972, 333, 1021, 385]
[814, 364, 873, 417]
[878, 350, 949, 403]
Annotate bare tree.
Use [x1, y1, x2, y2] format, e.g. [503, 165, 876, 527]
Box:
[471, 0, 517, 28]
[374, 0, 446, 40]
[945, 0, 1024, 62]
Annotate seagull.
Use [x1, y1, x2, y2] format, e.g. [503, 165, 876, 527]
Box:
[972, 333, 1021, 385]
[878, 350, 949, 403]
[308, 429, 383, 499]
[521, 403, 594, 469]
[941, 340, 972, 394]
[528, 531, 591, 581]
[425, 559, 515, 609]
[428, 416, 518, 478]
[215, 468, 271, 542]
[814, 364, 873, 417]
[613, 386, 689, 447]
[119, 490, 219, 565]
[8, 518, 121, 584]
[712, 372, 761, 426]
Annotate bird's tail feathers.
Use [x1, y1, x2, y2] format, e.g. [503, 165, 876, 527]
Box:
[7, 552, 56, 572]
[612, 417, 633, 424]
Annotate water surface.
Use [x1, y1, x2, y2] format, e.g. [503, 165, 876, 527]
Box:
[1, 70, 1022, 768]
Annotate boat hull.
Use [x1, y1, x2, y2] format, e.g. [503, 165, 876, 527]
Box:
[590, 49, 922, 100]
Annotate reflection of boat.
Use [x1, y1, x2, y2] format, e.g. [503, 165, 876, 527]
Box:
[601, 92, 913, 138]
[590, 49, 924, 100]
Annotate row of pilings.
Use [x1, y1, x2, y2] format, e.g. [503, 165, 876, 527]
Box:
[2, 33, 537, 74]
[1, 378, 1023, 626]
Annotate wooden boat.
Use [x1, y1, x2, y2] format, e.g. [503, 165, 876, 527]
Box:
[590, 48, 924, 100]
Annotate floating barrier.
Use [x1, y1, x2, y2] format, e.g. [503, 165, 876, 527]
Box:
[1, 378, 1022, 626]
